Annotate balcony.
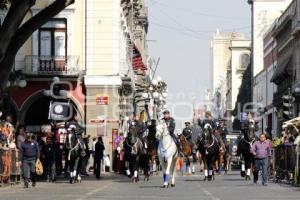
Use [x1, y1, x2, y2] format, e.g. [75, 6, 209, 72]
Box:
[24, 55, 81, 76]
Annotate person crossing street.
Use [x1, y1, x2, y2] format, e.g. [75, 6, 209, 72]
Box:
[251, 133, 271, 186]
[20, 133, 40, 188]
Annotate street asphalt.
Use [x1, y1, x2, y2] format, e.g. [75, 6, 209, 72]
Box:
[0, 171, 299, 200]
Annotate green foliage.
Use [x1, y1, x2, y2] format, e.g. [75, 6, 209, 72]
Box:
[232, 63, 252, 130]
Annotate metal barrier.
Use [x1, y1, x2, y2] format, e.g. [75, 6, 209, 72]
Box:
[0, 148, 21, 187]
[274, 144, 300, 186]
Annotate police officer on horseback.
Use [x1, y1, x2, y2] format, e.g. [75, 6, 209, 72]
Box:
[147, 119, 158, 149]
[182, 122, 193, 143]
[162, 110, 183, 156]
[201, 112, 216, 130]
[66, 115, 86, 157]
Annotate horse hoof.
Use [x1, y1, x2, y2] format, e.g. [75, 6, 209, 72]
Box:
[171, 184, 175, 187]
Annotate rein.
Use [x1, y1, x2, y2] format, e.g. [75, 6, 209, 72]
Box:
[241, 136, 255, 146]
[206, 135, 216, 149]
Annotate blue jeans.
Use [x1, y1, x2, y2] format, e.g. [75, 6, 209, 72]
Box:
[22, 159, 36, 185]
[253, 157, 269, 184]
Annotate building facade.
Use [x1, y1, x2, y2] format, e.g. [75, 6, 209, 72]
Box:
[269, 0, 300, 134]
[4, 0, 151, 163]
[226, 39, 251, 132]
[210, 31, 249, 122]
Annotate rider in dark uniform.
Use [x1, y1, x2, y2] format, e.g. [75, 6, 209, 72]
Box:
[162, 110, 183, 156]
[182, 122, 193, 144]
[129, 116, 147, 148]
[214, 120, 228, 150]
[66, 116, 86, 156]
[147, 119, 158, 149]
[201, 112, 216, 130]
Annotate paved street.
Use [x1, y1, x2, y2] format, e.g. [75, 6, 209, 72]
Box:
[1, 172, 299, 200]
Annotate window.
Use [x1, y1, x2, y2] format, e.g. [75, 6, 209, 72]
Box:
[38, 18, 67, 72]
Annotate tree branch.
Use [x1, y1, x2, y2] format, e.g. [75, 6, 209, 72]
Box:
[0, 0, 35, 62]
[0, 0, 75, 89]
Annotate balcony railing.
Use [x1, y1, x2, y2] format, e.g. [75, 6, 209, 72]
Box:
[24, 55, 81, 76]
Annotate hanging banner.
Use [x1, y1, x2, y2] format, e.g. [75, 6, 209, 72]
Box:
[112, 129, 118, 150]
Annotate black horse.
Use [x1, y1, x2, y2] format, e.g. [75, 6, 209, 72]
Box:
[123, 125, 149, 182]
[237, 119, 256, 181]
[65, 129, 86, 184]
[198, 124, 220, 181]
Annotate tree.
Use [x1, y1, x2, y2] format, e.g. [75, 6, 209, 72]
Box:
[0, 0, 75, 90]
[232, 63, 252, 130]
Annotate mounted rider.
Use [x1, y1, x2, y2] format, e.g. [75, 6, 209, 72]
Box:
[147, 119, 158, 149]
[162, 110, 183, 156]
[214, 119, 228, 150]
[182, 122, 193, 144]
[129, 115, 147, 149]
[66, 115, 86, 157]
[201, 111, 216, 130]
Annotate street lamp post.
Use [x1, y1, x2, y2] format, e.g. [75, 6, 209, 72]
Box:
[258, 107, 265, 133]
[141, 78, 168, 121]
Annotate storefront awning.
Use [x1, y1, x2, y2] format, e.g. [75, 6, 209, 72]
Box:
[271, 57, 292, 84]
[282, 117, 300, 128]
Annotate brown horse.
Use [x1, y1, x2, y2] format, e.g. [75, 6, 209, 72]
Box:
[145, 137, 159, 176]
[178, 134, 198, 174]
[213, 129, 228, 175]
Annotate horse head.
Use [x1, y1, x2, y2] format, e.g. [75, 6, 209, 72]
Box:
[243, 119, 256, 142]
[203, 123, 213, 148]
[156, 121, 168, 139]
[128, 124, 138, 144]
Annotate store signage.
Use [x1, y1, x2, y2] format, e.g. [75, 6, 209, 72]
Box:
[96, 95, 109, 105]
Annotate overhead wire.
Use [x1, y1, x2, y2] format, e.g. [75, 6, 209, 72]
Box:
[149, 0, 249, 21]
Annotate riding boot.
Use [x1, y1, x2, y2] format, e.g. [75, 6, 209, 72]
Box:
[176, 140, 184, 157]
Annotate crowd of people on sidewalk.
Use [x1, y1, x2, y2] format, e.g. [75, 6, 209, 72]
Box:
[0, 112, 109, 188]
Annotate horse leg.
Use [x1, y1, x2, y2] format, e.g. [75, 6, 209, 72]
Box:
[186, 156, 191, 174]
[69, 159, 75, 184]
[170, 158, 177, 187]
[241, 155, 246, 178]
[132, 157, 139, 183]
[245, 158, 251, 181]
[191, 156, 196, 174]
[162, 158, 173, 188]
[203, 159, 208, 182]
[207, 157, 213, 181]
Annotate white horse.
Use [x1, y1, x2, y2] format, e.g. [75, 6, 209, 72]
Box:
[156, 122, 178, 188]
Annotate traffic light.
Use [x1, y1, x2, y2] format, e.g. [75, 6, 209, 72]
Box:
[282, 93, 294, 119]
[44, 77, 73, 121]
[48, 101, 73, 121]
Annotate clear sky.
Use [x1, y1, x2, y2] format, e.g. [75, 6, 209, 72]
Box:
[145, 0, 251, 128]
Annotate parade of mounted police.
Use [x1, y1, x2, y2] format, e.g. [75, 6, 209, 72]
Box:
[0, 0, 300, 200]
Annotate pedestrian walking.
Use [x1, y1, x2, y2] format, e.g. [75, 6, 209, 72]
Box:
[20, 133, 40, 188]
[251, 133, 271, 186]
[92, 137, 97, 174]
[42, 137, 57, 182]
[94, 137, 105, 179]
